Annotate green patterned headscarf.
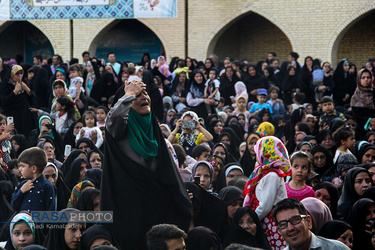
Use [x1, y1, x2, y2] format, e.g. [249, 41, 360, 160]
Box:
[39, 115, 54, 139]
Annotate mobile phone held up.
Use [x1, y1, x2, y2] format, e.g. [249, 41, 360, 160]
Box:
[182, 120, 195, 130]
[6, 117, 13, 125]
[64, 145, 72, 157]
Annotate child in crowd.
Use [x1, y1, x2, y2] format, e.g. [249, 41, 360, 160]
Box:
[233, 96, 250, 132]
[76, 110, 103, 149]
[96, 106, 108, 128]
[319, 96, 346, 130]
[191, 161, 214, 191]
[266, 86, 285, 115]
[192, 145, 211, 161]
[11, 147, 55, 211]
[157, 56, 172, 80]
[290, 92, 305, 113]
[168, 111, 213, 156]
[31, 95, 76, 139]
[286, 151, 315, 201]
[204, 69, 220, 115]
[0, 114, 13, 164]
[333, 126, 356, 163]
[313, 65, 325, 102]
[249, 89, 273, 116]
[68, 64, 85, 103]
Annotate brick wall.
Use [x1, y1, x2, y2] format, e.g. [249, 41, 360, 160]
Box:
[337, 11, 375, 68]
[0, 0, 375, 66]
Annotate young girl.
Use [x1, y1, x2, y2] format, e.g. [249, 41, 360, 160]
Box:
[168, 111, 213, 156]
[51, 79, 81, 121]
[68, 64, 85, 103]
[31, 95, 76, 139]
[76, 111, 103, 148]
[0, 114, 13, 164]
[333, 126, 356, 163]
[289, 92, 305, 113]
[96, 106, 108, 128]
[286, 151, 315, 201]
[266, 86, 285, 115]
[232, 96, 250, 132]
[5, 212, 41, 250]
[204, 69, 220, 115]
[243, 136, 290, 250]
[191, 161, 214, 191]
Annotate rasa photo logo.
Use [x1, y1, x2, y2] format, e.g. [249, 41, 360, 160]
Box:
[31, 211, 113, 227]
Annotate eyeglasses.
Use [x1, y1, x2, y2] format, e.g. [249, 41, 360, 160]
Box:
[277, 215, 306, 229]
[74, 126, 82, 129]
[15, 71, 23, 76]
[43, 146, 55, 151]
[314, 155, 326, 160]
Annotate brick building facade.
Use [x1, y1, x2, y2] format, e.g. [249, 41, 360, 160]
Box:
[0, 0, 374, 67]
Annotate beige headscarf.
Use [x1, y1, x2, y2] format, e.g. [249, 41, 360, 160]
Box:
[350, 68, 374, 108]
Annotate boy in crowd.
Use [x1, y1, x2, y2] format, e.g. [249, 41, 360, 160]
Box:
[11, 147, 55, 212]
[319, 96, 346, 130]
[250, 88, 273, 117]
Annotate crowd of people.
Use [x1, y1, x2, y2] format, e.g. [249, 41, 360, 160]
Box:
[0, 50, 375, 250]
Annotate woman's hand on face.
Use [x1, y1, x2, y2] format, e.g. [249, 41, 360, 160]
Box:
[193, 119, 201, 129]
[124, 80, 146, 97]
[13, 82, 22, 94]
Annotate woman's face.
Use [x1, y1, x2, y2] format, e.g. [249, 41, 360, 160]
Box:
[295, 133, 305, 145]
[0, 118, 6, 134]
[64, 223, 83, 250]
[221, 135, 231, 145]
[186, 58, 192, 67]
[315, 188, 330, 206]
[213, 122, 222, 135]
[313, 152, 327, 169]
[362, 149, 375, 164]
[179, 73, 186, 83]
[343, 62, 350, 72]
[132, 91, 151, 116]
[248, 138, 257, 156]
[354, 172, 371, 196]
[300, 144, 311, 154]
[43, 142, 55, 160]
[43, 166, 57, 186]
[73, 122, 84, 136]
[238, 115, 245, 127]
[323, 63, 331, 73]
[261, 62, 268, 72]
[366, 204, 375, 222]
[360, 71, 372, 88]
[289, 68, 296, 76]
[368, 166, 375, 183]
[205, 59, 212, 68]
[89, 153, 102, 168]
[337, 229, 353, 249]
[226, 169, 243, 185]
[12, 223, 34, 250]
[194, 165, 211, 190]
[56, 71, 65, 81]
[86, 63, 93, 72]
[249, 67, 256, 77]
[322, 135, 333, 149]
[305, 57, 313, 67]
[226, 68, 233, 78]
[213, 146, 226, 161]
[227, 199, 243, 219]
[263, 69, 269, 78]
[368, 134, 375, 145]
[239, 212, 257, 236]
[121, 73, 129, 84]
[194, 73, 203, 84]
[80, 162, 88, 181]
[12, 70, 24, 83]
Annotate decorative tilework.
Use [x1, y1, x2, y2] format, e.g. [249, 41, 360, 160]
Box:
[10, 0, 133, 19]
